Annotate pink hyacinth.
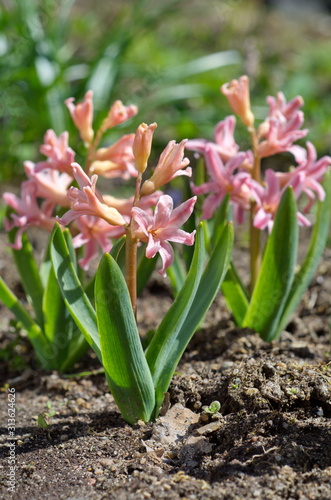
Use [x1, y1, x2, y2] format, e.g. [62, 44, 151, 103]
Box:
[277, 141, 331, 212]
[65, 90, 94, 145]
[3, 181, 56, 249]
[251, 169, 310, 232]
[186, 116, 240, 163]
[24, 161, 73, 207]
[132, 194, 196, 277]
[71, 215, 125, 270]
[221, 75, 254, 128]
[103, 191, 162, 218]
[89, 134, 137, 179]
[141, 139, 192, 196]
[257, 92, 309, 158]
[132, 122, 158, 174]
[32, 130, 76, 174]
[103, 100, 138, 130]
[58, 163, 126, 227]
[191, 147, 252, 222]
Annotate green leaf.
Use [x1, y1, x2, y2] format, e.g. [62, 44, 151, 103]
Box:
[275, 169, 331, 338]
[145, 224, 205, 407]
[243, 188, 298, 341]
[146, 222, 233, 415]
[210, 193, 230, 251]
[95, 253, 155, 424]
[83, 236, 127, 306]
[137, 251, 158, 296]
[8, 229, 44, 327]
[0, 276, 45, 354]
[110, 235, 126, 261]
[42, 262, 88, 371]
[221, 262, 249, 325]
[167, 251, 187, 297]
[50, 224, 101, 363]
[57, 330, 89, 373]
[42, 264, 69, 344]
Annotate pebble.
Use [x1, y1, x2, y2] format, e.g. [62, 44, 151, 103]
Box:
[195, 421, 222, 435]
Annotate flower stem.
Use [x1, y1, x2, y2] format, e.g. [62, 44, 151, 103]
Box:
[125, 172, 143, 317]
[125, 222, 138, 317]
[249, 128, 261, 292]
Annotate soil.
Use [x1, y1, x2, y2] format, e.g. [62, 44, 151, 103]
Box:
[0, 227, 331, 500]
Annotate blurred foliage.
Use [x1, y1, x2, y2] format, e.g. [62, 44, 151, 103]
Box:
[1, 0, 331, 182]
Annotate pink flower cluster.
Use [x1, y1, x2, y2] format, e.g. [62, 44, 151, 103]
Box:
[3, 92, 196, 276]
[186, 76, 331, 232]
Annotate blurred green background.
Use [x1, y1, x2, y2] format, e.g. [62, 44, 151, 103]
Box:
[1, 0, 331, 182]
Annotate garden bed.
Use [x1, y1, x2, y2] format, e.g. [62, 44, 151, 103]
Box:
[0, 230, 331, 499]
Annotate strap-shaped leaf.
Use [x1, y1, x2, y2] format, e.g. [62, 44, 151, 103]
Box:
[166, 250, 187, 297]
[0, 276, 46, 354]
[146, 222, 232, 414]
[243, 188, 298, 341]
[275, 169, 331, 338]
[221, 262, 249, 325]
[147, 223, 233, 415]
[210, 193, 230, 251]
[84, 236, 127, 305]
[95, 253, 155, 424]
[42, 264, 70, 344]
[137, 252, 158, 296]
[8, 229, 44, 327]
[50, 224, 101, 362]
[58, 329, 90, 372]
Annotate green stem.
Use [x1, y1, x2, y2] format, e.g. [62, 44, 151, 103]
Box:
[249, 128, 261, 292]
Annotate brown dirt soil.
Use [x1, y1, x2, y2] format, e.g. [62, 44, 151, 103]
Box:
[0, 230, 331, 499]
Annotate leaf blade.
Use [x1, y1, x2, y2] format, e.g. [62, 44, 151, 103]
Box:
[221, 262, 249, 325]
[8, 230, 44, 327]
[50, 224, 101, 362]
[275, 169, 331, 337]
[96, 253, 155, 424]
[243, 188, 298, 341]
[146, 222, 233, 414]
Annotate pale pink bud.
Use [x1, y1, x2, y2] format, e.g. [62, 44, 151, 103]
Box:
[141, 139, 191, 196]
[103, 100, 138, 129]
[65, 90, 94, 145]
[221, 75, 254, 128]
[132, 122, 157, 174]
[58, 163, 126, 227]
[90, 134, 137, 179]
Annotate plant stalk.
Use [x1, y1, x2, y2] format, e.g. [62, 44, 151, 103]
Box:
[125, 172, 143, 317]
[249, 127, 261, 292]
